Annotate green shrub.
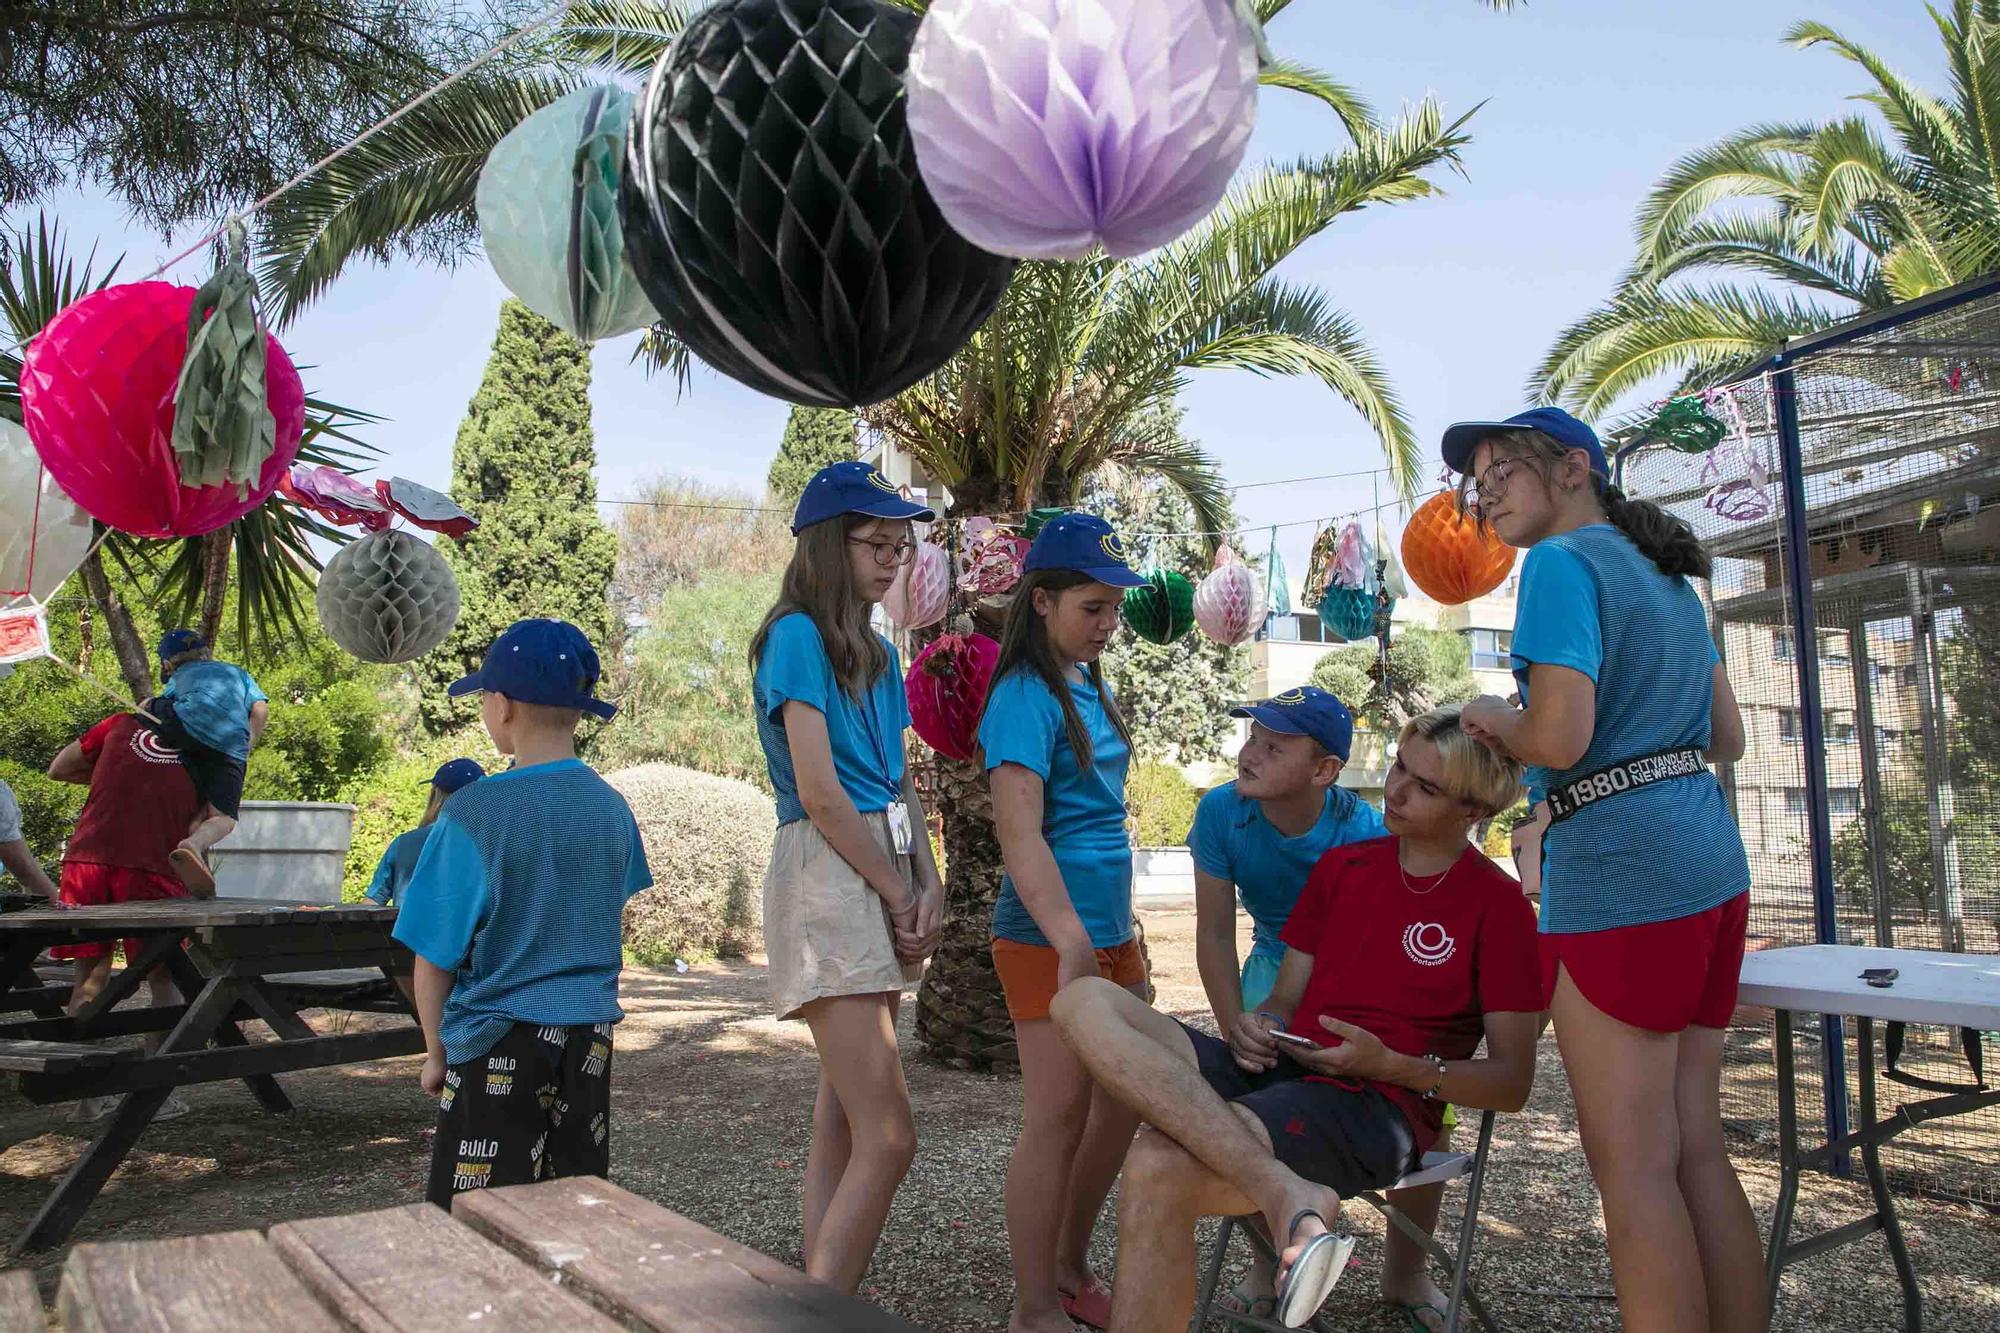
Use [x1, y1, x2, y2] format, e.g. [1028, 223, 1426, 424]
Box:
[606, 763, 774, 964]
[1128, 762, 1199, 849]
[337, 728, 505, 901]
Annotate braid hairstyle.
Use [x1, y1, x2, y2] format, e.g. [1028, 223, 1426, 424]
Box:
[979, 568, 1133, 773]
[1456, 427, 1712, 579]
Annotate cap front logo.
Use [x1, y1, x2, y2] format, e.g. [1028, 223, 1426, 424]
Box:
[1099, 534, 1128, 563]
[865, 470, 899, 494]
[1272, 689, 1306, 707]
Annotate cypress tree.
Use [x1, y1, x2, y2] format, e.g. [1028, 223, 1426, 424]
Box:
[766, 406, 855, 502]
[419, 299, 617, 731]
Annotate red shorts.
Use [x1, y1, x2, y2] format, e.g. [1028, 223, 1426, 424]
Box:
[1540, 892, 1749, 1033]
[991, 938, 1147, 1022]
[49, 862, 189, 963]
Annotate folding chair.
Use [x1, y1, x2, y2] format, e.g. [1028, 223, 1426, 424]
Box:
[1190, 1108, 1506, 1333]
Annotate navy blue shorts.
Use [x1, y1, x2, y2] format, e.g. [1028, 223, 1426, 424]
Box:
[1178, 1020, 1415, 1197]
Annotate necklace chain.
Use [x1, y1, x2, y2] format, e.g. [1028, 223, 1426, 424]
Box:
[1398, 852, 1458, 896]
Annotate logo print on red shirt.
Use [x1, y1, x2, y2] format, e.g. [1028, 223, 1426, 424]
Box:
[1403, 921, 1456, 967]
[129, 729, 183, 765]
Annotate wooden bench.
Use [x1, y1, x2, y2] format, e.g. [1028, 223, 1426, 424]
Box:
[43, 1179, 927, 1332]
[0, 1039, 122, 1074]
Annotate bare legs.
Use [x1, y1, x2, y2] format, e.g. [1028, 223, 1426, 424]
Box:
[1049, 977, 1342, 1331]
[798, 991, 916, 1294]
[1003, 983, 1146, 1333]
[1551, 965, 1766, 1333]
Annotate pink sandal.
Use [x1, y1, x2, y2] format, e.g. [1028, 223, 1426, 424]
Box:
[1059, 1276, 1113, 1329]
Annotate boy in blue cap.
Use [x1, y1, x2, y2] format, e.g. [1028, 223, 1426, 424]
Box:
[151, 629, 268, 897]
[364, 759, 486, 908]
[393, 619, 651, 1206]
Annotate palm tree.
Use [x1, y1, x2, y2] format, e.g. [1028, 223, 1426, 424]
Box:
[1533, 1, 2000, 418]
[251, 0, 1500, 1066]
[0, 217, 377, 701]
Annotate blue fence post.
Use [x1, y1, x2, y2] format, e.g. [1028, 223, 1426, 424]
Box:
[1770, 363, 1853, 1169]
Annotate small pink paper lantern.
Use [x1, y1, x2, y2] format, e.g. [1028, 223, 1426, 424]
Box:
[906, 632, 1000, 762]
[21, 282, 306, 539]
[1194, 544, 1260, 646]
[884, 541, 950, 631]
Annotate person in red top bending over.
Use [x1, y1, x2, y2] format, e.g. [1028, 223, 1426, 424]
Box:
[46, 708, 204, 1119]
[1050, 706, 1542, 1331]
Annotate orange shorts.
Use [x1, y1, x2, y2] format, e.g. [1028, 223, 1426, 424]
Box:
[991, 937, 1146, 1022]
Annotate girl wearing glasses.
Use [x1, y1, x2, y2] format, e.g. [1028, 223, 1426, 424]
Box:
[1445, 409, 1759, 1333]
[977, 512, 1150, 1333]
[750, 461, 948, 1293]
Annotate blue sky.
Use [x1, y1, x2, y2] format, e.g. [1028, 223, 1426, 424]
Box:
[34, 0, 1947, 578]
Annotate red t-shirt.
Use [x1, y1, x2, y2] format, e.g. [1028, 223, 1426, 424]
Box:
[67, 715, 203, 878]
[1279, 836, 1540, 1153]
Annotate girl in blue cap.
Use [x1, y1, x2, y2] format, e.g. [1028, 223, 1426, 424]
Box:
[976, 511, 1149, 1333]
[1444, 408, 1759, 1333]
[365, 759, 487, 907]
[749, 461, 947, 1294]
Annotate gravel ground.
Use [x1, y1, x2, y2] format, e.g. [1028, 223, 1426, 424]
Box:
[3, 906, 1996, 1330]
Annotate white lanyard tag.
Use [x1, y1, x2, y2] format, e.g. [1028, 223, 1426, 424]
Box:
[886, 800, 914, 857]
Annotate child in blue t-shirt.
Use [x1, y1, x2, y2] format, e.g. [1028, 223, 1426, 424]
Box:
[151, 629, 269, 896]
[748, 461, 945, 1294]
[976, 511, 1149, 1332]
[393, 620, 651, 1207]
[364, 758, 485, 907]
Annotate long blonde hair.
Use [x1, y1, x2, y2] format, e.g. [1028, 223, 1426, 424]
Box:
[749, 513, 891, 698]
[418, 786, 450, 828]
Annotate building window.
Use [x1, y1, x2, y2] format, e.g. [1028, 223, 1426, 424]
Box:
[1818, 631, 1849, 667]
[1826, 718, 1857, 746]
[1830, 789, 1861, 817]
[1779, 709, 1801, 742]
[1784, 788, 1808, 817]
[1773, 631, 1794, 661]
[1465, 628, 1513, 671]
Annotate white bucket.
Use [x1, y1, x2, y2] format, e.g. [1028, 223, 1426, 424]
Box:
[210, 801, 357, 904]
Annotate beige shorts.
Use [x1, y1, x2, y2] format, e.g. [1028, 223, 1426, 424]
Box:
[763, 811, 922, 1021]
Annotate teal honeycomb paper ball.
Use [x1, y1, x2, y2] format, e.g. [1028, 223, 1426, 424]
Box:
[477, 86, 658, 343]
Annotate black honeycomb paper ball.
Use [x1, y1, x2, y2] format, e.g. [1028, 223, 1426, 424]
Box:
[620, 0, 1018, 408]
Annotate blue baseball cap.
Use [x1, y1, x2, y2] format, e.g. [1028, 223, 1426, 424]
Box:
[1441, 406, 1607, 478]
[1231, 687, 1355, 761]
[1022, 513, 1147, 588]
[428, 758, 486, 793]
[447, 619, 617, 720]
[157, 629, 205, 662]
[791, 461, 937, 534]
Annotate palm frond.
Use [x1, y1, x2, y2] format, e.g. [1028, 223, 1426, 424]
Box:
[1793, 116, 1913, 257]
[1531, 284, 1846, 419]
[1789, 17, 1976, 191]
[1644, 213, 1883, 302]
[0, 213, 121, 347]
[256, 72, 579, 326]
[555, 0, 701, 76]
[1093, 427, 1232, 551]
[1258, 60, 1377, 138]
[631, 323, 699, 394]
[1631, 124, 1814, 263]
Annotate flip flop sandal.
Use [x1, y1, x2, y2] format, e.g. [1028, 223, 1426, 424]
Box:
[1217, 1283, 1278, 1320]
[1274, 1209, 1355, 1329]
[1058, 1276, 1113, 1329]
[169, 847, 216, 898]
[1388, 1296, 1450, 1333]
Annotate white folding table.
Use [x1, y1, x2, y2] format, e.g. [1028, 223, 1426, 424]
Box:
[1738, 944, 2000, 1333]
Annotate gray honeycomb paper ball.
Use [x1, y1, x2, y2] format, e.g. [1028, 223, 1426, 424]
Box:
[316, 530, 461, 664]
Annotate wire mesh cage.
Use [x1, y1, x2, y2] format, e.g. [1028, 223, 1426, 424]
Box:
[1618, 279, 2000, 1206]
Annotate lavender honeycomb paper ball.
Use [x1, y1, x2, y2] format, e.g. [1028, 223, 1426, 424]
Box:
[906, 0, 1260, 261]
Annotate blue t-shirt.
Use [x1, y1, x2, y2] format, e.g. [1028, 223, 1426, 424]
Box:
[392, 759, 653, 1065]
[754, 613, 909, 827]
[161, 661, 267, 760]
[1188, 782, 1389, 962]
[1512, 525, 1749, 933]
[980, 668, 1134, 949]
[365, 825, 433, 906]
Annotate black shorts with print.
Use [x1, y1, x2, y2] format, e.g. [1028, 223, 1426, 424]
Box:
[426, 1021, 614, 1207]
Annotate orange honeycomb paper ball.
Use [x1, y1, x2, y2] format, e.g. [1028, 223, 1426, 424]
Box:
[1400, 491, 1516, 605]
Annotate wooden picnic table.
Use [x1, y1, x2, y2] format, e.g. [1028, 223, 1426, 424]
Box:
[0, 898, 423, 1254]
[16, 1177, 926, 1331]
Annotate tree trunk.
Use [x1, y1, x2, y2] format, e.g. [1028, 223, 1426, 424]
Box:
[79, 551, 153, 703]
[197, 528, 231, 646]
[914, 484, 1155, 1071]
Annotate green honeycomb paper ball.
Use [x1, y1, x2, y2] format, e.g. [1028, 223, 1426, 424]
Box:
[316, 530, 461, 664]
[477, 85, 658, 343]
[1123, 567, 1196, 645]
